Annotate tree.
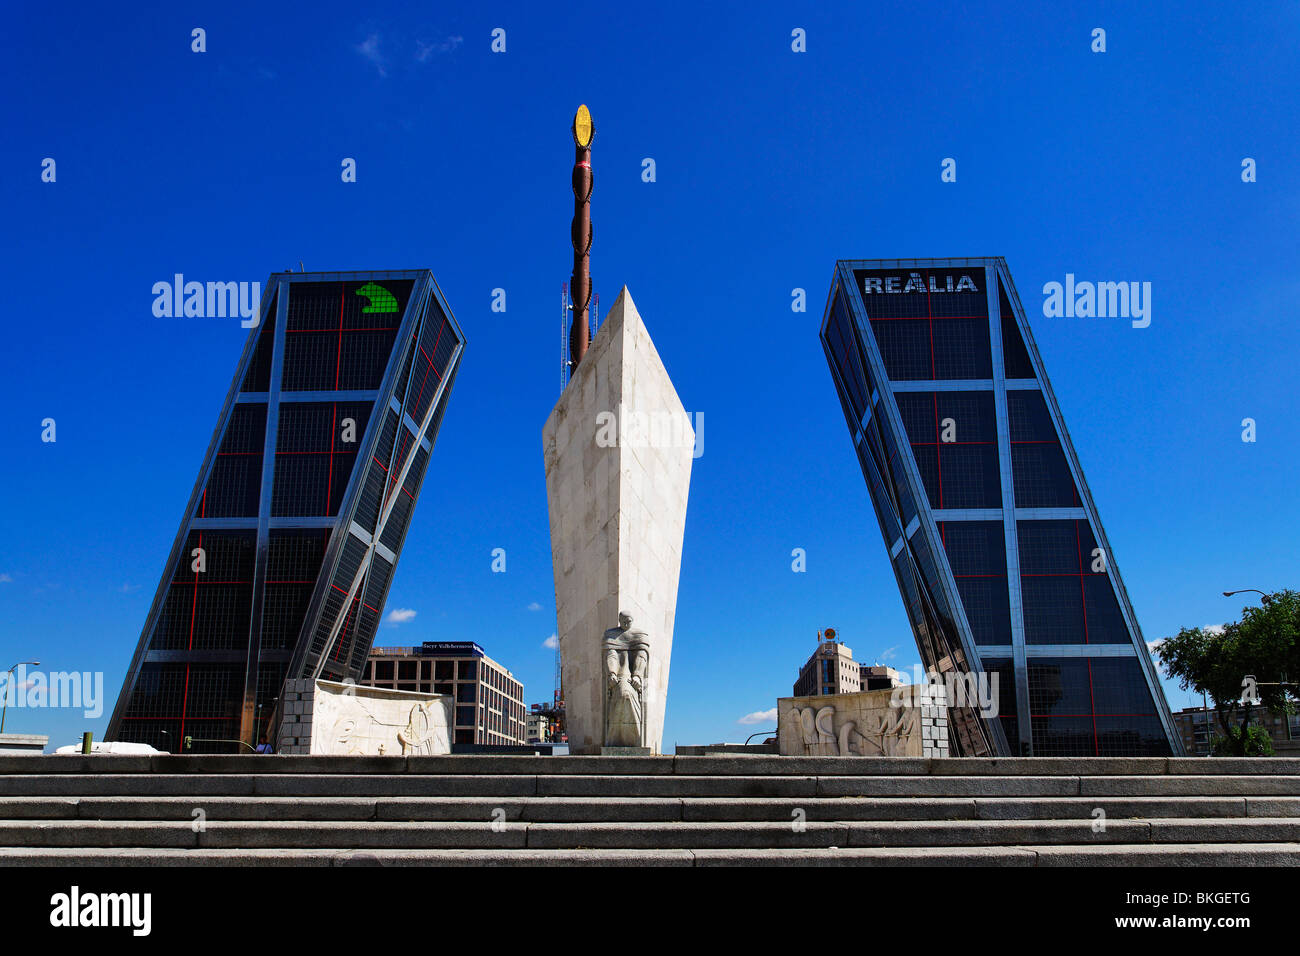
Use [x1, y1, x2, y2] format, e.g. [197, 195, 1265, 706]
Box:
[1155, 590, 1299, 756]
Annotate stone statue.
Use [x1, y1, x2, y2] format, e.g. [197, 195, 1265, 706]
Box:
[602, 612, 650, 748]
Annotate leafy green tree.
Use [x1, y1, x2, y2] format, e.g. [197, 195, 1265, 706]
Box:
[1211, 725, 1275, 757]
[1156, 590, 1299, 756]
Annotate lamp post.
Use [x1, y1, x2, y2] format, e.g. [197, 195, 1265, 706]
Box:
[1223, 588, 1270, 603]
[1, 661, 41, 734]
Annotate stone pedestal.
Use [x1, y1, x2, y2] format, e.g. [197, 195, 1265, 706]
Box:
[0, 733, 49, 754]
[544, 288, 693, 754]
[277, 679, 452, 756]
[778, 684, 949, 758]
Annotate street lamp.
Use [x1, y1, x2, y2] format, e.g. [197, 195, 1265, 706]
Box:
[1, 661, 41, 734]
[1223, 588, 1271, 602]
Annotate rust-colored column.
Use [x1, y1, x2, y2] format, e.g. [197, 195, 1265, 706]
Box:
[569, 104, 594, 371]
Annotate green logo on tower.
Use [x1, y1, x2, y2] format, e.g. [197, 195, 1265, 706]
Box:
[356, 282, 399, 314]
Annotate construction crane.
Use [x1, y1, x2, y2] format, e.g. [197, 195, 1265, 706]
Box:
[529, 641, 566, 743]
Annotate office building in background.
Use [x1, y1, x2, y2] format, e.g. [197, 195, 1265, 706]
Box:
[361, 642, 526, 746]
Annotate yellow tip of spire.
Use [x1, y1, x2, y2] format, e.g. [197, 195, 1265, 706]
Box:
[573, 104, 593, 147]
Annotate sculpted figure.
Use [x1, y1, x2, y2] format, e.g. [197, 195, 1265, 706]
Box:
[602, 611, 650, 748]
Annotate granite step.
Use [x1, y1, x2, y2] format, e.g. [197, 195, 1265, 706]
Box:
[5, 755, 1298, 776]
[2, 794, 1298, 822]
[5, 817, 1299, 850]
[1, 843, 1297, 867]
[4, 758, 1295, 864]
[4, 773, 1299, 799]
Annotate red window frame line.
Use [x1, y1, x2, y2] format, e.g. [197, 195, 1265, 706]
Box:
[179, 529, 201, 741]
[867, 314, 989, 321]
[327, 591, 379, 665]
[1028, 713, 1155, 719]
[329, 582, 380, 615]
[270, 449, 359, 456]
[286, 326, 398, 333]
[1021, 574, 1104, 579]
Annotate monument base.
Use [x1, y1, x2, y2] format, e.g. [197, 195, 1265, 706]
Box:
[778, 685, 949, 758]
[277, 679, 452, 756]
[599, 746, 652, 756]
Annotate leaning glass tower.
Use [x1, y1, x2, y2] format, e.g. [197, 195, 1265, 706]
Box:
[106, 271, 464, 752]
[821, 258, 1180, 756]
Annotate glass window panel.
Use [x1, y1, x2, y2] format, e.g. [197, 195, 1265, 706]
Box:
[1088, 658, 1158, 715]
[1007, 391, 1057, 443]
[1021, 576, 1086, 644]
[941, 521, 1007, 576]
[954, 576, 1011, 645]
[935, 443, 1001, 509]
[1011, 443, 1077, 507]
[1017, 520, 1082, 574]
[1082, 576, 1132, 644]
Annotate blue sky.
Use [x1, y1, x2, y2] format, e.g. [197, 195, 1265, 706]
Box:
[1, 1, 1297, 749]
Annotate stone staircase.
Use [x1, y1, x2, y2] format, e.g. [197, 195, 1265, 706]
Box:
[2, 755, 1298, 865]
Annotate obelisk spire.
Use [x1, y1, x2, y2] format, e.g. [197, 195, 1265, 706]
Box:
[569, 104, 594, 372]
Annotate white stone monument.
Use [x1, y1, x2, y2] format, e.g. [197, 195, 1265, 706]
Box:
[277, 678, 452, 756]
[777, 684, 950, 758]
[544, 288, 693, 754]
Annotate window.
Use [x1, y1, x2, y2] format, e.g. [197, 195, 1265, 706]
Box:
[1008, 392, 1077, 508]
[1018, 520, 1130, 645]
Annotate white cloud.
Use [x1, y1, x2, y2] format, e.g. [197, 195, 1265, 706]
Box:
[738, 708, 778, 726]
[527, 602, 542, 612]
[0, 573, 12, 583]
[878, 645, 899, 662]
[120, 583, 141, 593]
[355, 33, 387, 76]
[384, 608, 417, 625]
[543, 634, 559, 650]
[415, 35, 463, 62]
[1204, 624, 1226, 636]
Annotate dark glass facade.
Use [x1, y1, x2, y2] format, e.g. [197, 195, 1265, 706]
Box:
[107, 271, 465, 752]
[821, 258, 1180, 756]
